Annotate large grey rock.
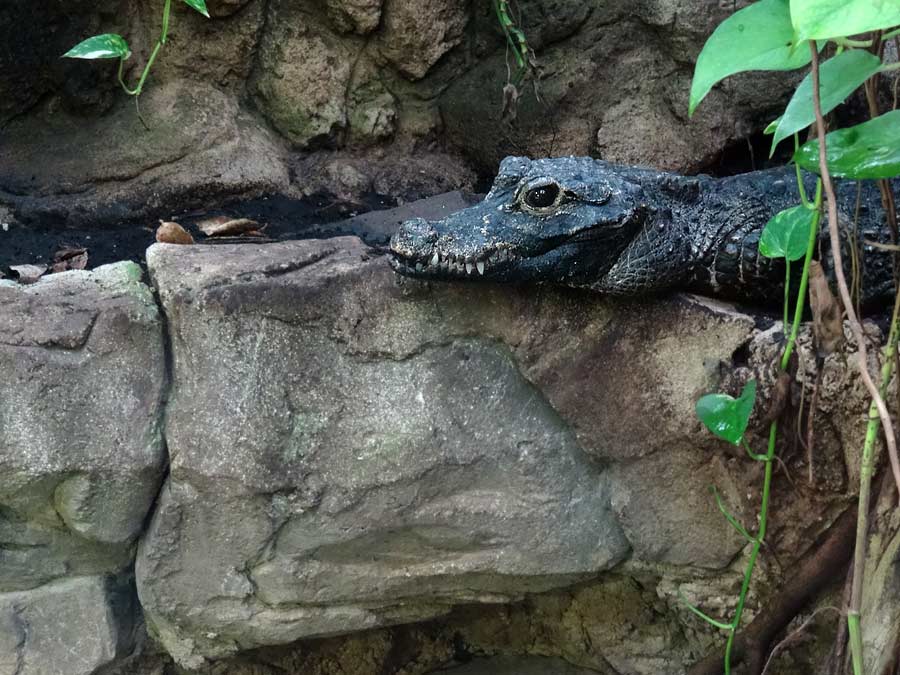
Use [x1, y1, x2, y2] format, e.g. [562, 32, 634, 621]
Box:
[139, 238, 628, 665]
[0, 575, 132, 675]
[0, 262, 166, 591]
[139, 236, 760, 666]
[0, 79, 289, 227]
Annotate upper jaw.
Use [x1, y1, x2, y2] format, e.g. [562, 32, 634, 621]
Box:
[388, 244, 524, 278]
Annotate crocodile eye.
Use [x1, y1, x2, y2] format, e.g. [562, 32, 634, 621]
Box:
[523, 183, 560, 209]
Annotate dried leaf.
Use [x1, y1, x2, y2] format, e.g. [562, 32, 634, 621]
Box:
[194, 215, 232, 231]
[808, 260, 844, 357]
[9, 264, 48, 284]
[198, 217, 263, 237]
[156, 221, 194, 245]
[51, 247, 88, 273]
[501, 83, 520, 123]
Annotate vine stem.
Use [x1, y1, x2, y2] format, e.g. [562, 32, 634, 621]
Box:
[810, 40, 900, 674]
[119, 0, 172, 97]
[722, 166, 823, 675]
[723, 421, 777, 674]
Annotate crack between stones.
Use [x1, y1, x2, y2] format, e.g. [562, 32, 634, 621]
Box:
[245, 0, 275, 105]
[199, 247, 340, 295]
[11, 603, 29, 675]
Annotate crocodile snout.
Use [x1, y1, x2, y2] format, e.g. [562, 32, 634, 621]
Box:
[390, 217, 438, 259]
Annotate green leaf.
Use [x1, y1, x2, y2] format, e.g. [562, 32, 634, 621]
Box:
[696, 380, 757, 445]
[63, 34, 131, 60]
[689, 0, 813, 117]
[771, 50, 882, 156]
[759, 205, 816, 261]
[794, 110, 900, 179]
[182, 0, 210, 17]
[790, 0, 900, 41]
[764, 116, 782, 135]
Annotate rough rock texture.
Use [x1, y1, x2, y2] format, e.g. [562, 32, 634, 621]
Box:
[0, 262, 165, 674]
[0, 218, 891, 672]
[1, 0, 806, 227]
[0, 78, 289, 227]
[252, 3, 360, 148]
[324, 0, 384, 34]
[140, 238, 632, 665]
[0, 262, 166, 591]
[439, 1, 796, 173]
[140, 0, 266, 91]
[288, 151, 478, 204]
[136, 235, 786, 667]
[0, 576, 133, 675]
[376, 0, 468, 80]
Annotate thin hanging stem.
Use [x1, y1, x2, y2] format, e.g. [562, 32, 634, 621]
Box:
[119, 0, 172, 97]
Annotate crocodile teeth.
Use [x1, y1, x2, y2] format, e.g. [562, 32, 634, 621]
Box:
[476, 261, 485, 275]
[415, 262, 423, 272]
[431, 251, 439, 266]
[465, 262, 474, 275]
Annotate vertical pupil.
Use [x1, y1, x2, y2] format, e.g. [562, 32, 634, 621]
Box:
[526, 184, 559, 208]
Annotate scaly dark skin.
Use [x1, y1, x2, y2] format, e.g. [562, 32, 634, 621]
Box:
[389, 156, 897, 305]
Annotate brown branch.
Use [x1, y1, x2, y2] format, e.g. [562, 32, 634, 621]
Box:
[688, 507, 856, 675]
[809, 48, 900, 640]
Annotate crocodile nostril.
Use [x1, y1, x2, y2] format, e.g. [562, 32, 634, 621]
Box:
[391, 217, 438, 256]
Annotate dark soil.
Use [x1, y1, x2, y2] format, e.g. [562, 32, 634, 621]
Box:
[0, 192, 396, 273]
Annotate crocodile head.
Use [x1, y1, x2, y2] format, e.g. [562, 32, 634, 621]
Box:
[389, 156, 651, 286]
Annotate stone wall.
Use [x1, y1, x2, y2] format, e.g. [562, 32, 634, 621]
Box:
[0, 0, 796, 227]
[2, 220, 899, 673]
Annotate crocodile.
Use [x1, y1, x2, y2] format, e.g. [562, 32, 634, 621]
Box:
[388, 156, 897, 305]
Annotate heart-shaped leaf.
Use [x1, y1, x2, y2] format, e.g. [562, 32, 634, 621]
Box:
[794, 110, 900, 179]
[182, 0, 210, 17]
[771, 50, 882, 156]
[790, 0, 900, 41]
[759, 205, 815, 261]
[63, 34, 131, 60]
[696, 380, 757, 445]
[689, 0, 814, 117]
